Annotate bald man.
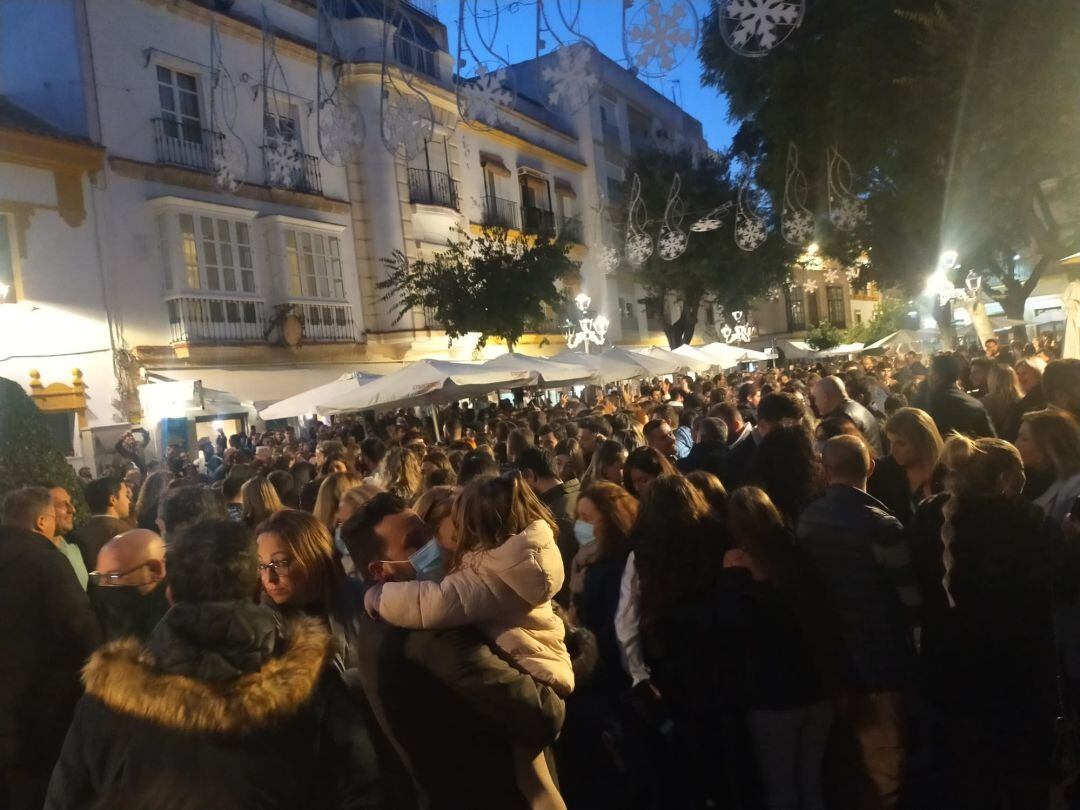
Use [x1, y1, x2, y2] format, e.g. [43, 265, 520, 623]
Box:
[89, 529, 169, 642]
[811, 376, 885, 456]
[797, 435, 921, 810]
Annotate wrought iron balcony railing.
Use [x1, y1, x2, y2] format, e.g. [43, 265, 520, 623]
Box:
[152, 117, 223, 173]
[166, 294, 266, 344]
[286, 300, 358, 343]
[261, 146, 323, 195]
[408, 168, 459, 210]
[558, 214, 583, 244]
[521, 205, 556, 236]
[481, 195, 519, 230]
[394, 35, 440, 79]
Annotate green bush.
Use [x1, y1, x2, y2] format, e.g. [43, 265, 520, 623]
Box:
[0, 376, 88, 523]
[806, 321, 845, 353]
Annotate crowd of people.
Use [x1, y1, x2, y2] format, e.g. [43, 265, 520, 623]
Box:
[5, 335, 1080, 810]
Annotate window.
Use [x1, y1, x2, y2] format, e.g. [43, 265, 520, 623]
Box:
[178, 216, 255, 293]
[285, 230, 344, 300]
[0, 214, 14, 303]
[806, 289, 820, 326]
[785, 287, 805, 332]
[827, 286, 846, 327]
[157, 66, 202, 143]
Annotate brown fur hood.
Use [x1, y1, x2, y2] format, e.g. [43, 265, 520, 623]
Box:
[81, 616, 331, 735]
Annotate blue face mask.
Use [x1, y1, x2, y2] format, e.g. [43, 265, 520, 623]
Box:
[409, 538, 446, 582]
[333, 525, 350, 557]
[574, 520, 596, 546]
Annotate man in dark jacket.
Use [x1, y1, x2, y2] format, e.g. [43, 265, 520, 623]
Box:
[1, 488, 100, 810]
[45, 519, 385, 810]
[88, 528, 170, 642]
[515, 447, 580, 606]
[67, 476, 131, 570]
[924, 353, 996, 439]
[341, 493, 566, 810]
[678, 416, 728, 479]
[811, 376, 885, 455]
[797, 437, 921, 810]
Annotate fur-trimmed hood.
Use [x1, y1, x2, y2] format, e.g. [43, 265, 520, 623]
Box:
[81, 615, 331, 735]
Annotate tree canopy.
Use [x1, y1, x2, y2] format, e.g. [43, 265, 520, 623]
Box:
[379, 227, 575, 351]
[699, 0, 1080, 321]
[620, 148, 794, 348]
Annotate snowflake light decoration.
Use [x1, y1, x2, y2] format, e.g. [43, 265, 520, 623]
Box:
[627, 232, 654, 264]
[320, 103, 365, 166]
[658, 226, 688, 260]
[785, 276, 799, 291]
[542, 45, 599, 113]
[803, 278, 819, 294]
[690, 203, 733, 232]
[460, 65, 514, 126]
[830, 196, 867, 231]
[213, 138, 244, 192]
[383, 93, 434, 162]
[264, 135, 301, 186]
[625, 1, 699, 78]
[598, 246, 620, 273]
[735, 212, 767, 251]
[823, 267, 839, 284]
[782, 208, 815, 245]
[719, 0, 804, 57]
[845, 266, 861, 282]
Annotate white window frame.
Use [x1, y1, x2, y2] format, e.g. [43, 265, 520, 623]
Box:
[151, 197, 260, 297]
[261, 216, 348, 303]
[156, 65, 204, 144]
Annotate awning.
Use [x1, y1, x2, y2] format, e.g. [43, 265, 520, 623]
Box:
[554, 178, 577, 199]
[479, 152, 511, 178]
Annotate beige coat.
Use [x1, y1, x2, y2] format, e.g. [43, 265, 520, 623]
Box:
[376, 519, 574, 696]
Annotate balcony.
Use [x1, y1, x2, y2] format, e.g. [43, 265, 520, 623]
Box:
[394, 35, 440, 80]
[261, 146, 323, 195]
[558, 215, 583, 244]
[521, 205, 556, 236]
[288, 301, 358, 343]
[166, 294, 267, 344]
[481, 195, 519, 230]
[408, 168, 459, 210]
[152, 117, 223, 173]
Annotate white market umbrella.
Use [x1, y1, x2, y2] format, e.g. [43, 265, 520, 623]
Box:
[317, 360, 532, 413]
[603, 346, 680, 377]
[551, 349, 650, 385]
[671, 344, 718, 369]
[633, 345, 713, 375]
[481, 352, 596, 386]
[259, 370, 382, 420]
[697, 342, 762, 368]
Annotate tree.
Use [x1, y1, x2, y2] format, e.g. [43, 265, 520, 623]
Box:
[700, 0, 1080, 334]
[379, 227, 575, 352]
[806, 320, 844, 353]
[621, 149, 793, 348]
[0, 376, 88, 521]
[845, 296, 911, 345]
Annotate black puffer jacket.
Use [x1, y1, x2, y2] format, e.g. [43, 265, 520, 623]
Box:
[45, 601, 386, 810]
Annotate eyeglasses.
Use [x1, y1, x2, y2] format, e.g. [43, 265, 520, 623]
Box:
[88, 561, 153, 587]
[258, 558, 293, 577]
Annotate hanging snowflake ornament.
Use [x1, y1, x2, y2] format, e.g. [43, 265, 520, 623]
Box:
[735, 214, 767, 251]
[598, 246, 620, 273]
[823, 267, 839, 284]
[542, 45, 599, 113]
[460, 65, 514, 126]
[624, 0, 699, 78]
[827, 146, 868, 232]
[690, 202, 733, 232]
[319, 102, 366, 166]
[719, 0, 804, 57]
[782, 209, 815, 244]
[627, 232, 654, 264]
[264, 134, 300, 186]
[382, 92, 434, 162]
[658, 226, 688, 261]
[213, 138, 244, 192]
[803, 278, 819, 294]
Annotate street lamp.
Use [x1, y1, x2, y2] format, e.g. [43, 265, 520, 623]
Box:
[565, 292, 608, 354]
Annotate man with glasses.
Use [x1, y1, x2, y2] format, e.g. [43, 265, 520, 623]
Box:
[0, 488, 99, 810]
[88, 529, 168, 642]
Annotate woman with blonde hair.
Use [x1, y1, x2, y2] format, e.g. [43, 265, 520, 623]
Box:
[379, 446, 422, 503]
[368, 473, 570, 808]
[330, 481, 382, 568]
[906, 433, 1058, 807]
[1015, 408, 1080, 524]
[981, 363, 1023, 436]
[313, 471, 365, 531]
[869, 407, 945, 524]
[240, 475, 284, 529]
[414, 484, 456, 550]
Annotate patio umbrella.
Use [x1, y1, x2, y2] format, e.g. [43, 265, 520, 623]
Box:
[633, 345, 713, 374]
[259, 370, 382, 420]
[550, 349, 650, 385]
[317, 360, 532, 413]
[671, 344, 718, 369]
[481, 352, 596, 386]
[696, 342, 766, 368]
[603, 346, 680, 376]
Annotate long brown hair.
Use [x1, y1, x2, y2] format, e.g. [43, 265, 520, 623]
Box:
[450, 474, 557, 567]
[381, 446, 423, 503]
[622, 446, 679, 499]
[241, 476, 284, 528]
[255, 509, 341, 611]
[579, 481, 638, 562]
